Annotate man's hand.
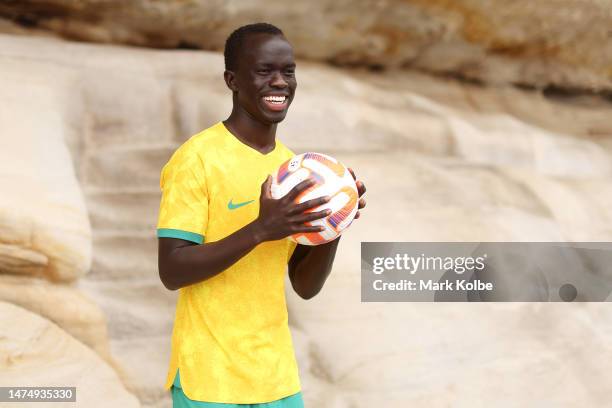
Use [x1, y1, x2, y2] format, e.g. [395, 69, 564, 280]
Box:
[252, 176, 331, 243]
[348, 167, 367, 219]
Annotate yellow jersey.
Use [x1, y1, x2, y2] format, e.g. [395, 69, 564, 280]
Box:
[157, 122, 300, 403]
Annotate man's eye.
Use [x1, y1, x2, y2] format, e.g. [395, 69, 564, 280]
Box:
[257, 69, 270, 74]
[285, 70, 295, 76]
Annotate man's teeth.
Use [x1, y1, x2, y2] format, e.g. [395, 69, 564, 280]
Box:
[263, 96, 286, 104]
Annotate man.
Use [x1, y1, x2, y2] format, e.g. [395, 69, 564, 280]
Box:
[157, 23, 366, 407]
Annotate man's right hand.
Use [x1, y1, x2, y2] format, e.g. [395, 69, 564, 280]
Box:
[252, 175, 331, 243]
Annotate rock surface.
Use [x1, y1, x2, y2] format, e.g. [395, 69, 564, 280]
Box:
[1, 1, 612, 91]
[1, 33, 612, 407]
[0, 275, 111, 359]
[0, 301, 140, 408]
[0, 52, 92, 282]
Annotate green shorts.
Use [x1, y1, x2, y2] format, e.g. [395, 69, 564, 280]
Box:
[171, 370, 305, 408]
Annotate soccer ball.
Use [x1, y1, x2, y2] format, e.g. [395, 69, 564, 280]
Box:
[271, 152, 359, 245]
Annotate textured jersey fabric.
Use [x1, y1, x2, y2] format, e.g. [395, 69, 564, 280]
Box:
[157, 122, 300, 403]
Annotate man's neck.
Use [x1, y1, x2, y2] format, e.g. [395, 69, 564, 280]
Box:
[223, 109, 277, 154]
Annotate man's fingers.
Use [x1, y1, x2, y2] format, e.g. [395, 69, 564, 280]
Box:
[290, 209, 330, 224]
[358, 198, 366, 209]
[348, 168, 366, 197]
[285, 178, 316, 202]
[293, 224, 325, 233]
[348, 167, 356, 181]
[288, 195, 330, 215]
[354, 211, 361, 219]
[356, 180, 366, 197]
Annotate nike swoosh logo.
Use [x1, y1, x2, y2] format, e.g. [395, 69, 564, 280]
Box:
[228, 199, 255, 210]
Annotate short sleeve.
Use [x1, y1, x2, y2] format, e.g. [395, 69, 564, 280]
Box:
[156, 148, 208, 244]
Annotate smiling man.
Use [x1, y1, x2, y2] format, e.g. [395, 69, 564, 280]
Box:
[157, 23, 366, 408]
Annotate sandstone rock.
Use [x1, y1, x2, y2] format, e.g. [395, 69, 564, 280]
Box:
[288, 299, 612, 407]
[77, 279, 176, 341]
[2, 33, 612, 408]
[109, 336, 173, 408]
[0, 243, 48, 276]
[87, 232, 159, 281]
[1, 1, 612, 91]
[0, 301, 140, 408]
[0, 275, 110, 359]
[0, 51, 91, 282]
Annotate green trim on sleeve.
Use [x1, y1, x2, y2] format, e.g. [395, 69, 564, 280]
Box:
[157, 228, 204, 244]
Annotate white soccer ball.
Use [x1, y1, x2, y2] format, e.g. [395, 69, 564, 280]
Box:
[271, 152, 359, 245]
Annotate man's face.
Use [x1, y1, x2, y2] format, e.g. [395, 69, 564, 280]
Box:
[229, 34, 297, 124]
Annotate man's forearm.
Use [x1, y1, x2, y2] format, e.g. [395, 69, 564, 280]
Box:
[289, 237, 340, 299]
[159, 221, 266, 290]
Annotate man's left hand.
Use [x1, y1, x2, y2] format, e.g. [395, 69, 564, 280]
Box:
[348, 167, 366, 220]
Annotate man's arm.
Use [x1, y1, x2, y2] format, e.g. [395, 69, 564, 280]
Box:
[159, 221, 263, 290]
[288, 169, 366, 299]
[158, 176, 330, 290]
[288, 239, 341, 299]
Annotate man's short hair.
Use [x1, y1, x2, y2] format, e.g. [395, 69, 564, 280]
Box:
[224, 23, 284, 71]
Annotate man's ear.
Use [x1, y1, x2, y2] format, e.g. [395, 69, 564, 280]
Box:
[223, 70, 238, 92]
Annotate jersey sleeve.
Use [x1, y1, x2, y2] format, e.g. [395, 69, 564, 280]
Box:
[156, 147, 208, 244]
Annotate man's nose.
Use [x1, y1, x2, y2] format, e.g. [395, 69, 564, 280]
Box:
[270, 71, 288, 88]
